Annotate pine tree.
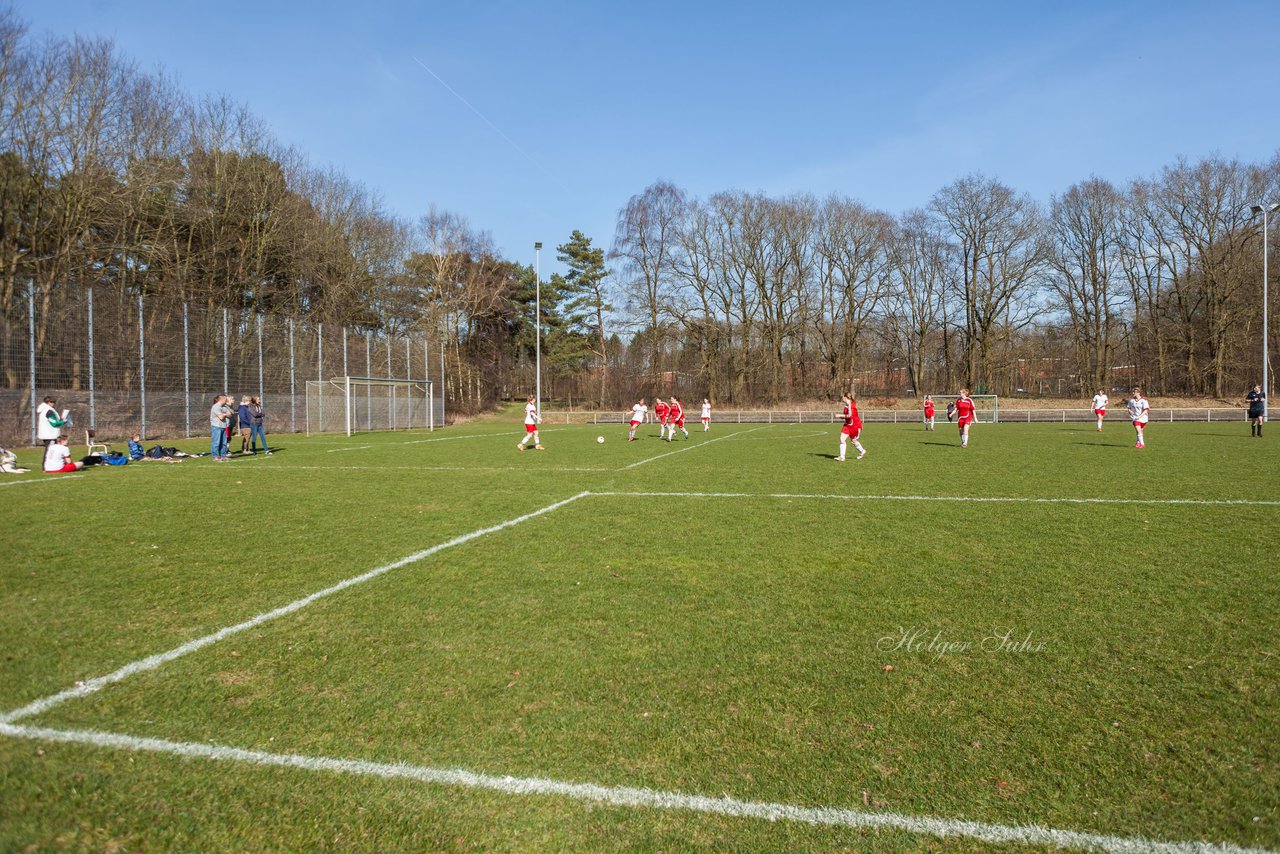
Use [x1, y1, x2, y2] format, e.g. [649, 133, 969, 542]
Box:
[556, 230, 613, 406]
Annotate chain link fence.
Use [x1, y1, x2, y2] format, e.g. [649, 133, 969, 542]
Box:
[0, 282, 445, 448]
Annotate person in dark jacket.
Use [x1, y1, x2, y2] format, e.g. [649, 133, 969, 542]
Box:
[249, 396, 271, 454]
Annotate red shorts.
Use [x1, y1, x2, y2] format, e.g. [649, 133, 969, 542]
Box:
[957, 417, 973, 428]
[629, 420, 640, 428]
[1132, 420, 1148, 428]
[1094, 408, 1106, 416]
[841, 424, 861, 438]
[701, 416, 709, 422]
[525, 424, 537, 433]
[46, 463, 77, 473]
[673, 418, 685, 428]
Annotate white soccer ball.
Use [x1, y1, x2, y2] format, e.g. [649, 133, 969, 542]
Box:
[596, 436, 605, 444]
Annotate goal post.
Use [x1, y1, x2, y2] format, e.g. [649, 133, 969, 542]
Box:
[305, 376, 435, 436]
[928, 394, 1000, 423]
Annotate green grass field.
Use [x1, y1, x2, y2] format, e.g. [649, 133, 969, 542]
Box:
[1, 413, 1277, 852]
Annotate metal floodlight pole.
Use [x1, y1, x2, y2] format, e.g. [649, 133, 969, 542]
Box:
[27, 281, 35, 446]
[534, 241, 542, 418]
[222, 307, 229, 393]
[183, 300, 191, 437]
[138, 291, 147, 439]
[1252, 202, 1279, 422]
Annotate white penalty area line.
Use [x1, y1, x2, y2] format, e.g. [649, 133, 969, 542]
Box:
[620, 424, 774, 470]
[590, 491, 1280, 508]
[0, 474, 85, 486]
[326, 445, 374, 453]
[0, 723, 1268, 854]
[0, 491, 591, 725]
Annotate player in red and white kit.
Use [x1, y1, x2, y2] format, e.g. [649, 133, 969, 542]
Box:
[1091, 389, 1109, 432]
[922, 395, 935, 431]
[628, 398, 647, 442]
[836, 391, 866, 461]
[954, 389, 976, 449]
[654, 397, 669, 440]
[700, 398, 711, 431]
[517, 395, 543, 451]
[667, 396, 688, 440]
[1126, 387, 1149, 449]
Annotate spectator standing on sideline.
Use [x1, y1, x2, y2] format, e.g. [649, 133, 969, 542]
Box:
[36, 396, 68, 455]
[1246, 384, 1266, 437]
[237, 395, 253, 454]
[210, 394, 232, 461]
[249, 396, 271, 454]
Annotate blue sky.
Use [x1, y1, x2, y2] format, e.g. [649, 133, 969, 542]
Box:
[19, 0, 1280, 272]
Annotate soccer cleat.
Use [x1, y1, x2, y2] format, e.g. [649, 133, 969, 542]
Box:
[835, 456, 845, 462]
[517, 443, 525, 451]
[535, 445, 545, 450]
[1135, 442, 1144, 449]
[857, 449, 866, 460]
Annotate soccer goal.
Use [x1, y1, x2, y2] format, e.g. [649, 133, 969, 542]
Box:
[929, 394, 1000, 423]
[305, 376, 436, 436]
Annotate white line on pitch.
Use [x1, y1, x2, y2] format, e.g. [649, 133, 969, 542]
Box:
[620, 425, 773, 470]
[326, 445, 374, 453]
[0, 491, 591, 725]
[0, 474, 85, 487]
[253, 465, 611, 473]
[0, 724, 1266, 854]
[589, 491, 1280, 507]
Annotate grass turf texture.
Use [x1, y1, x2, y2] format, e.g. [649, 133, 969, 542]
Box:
[1, 414, 1277, 852]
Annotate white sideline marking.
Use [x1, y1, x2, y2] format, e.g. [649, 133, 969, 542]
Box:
[250, 465, 610, 474]
[0, 474, 85, 487]
[0, 724, 1268, 854]
[0, 491, 591, 725]
[326, 445, 374, 453]
[620, 425, 773, 470]
[590, 491, 1280, 508]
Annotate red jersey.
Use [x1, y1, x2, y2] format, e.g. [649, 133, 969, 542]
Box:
[843, 401, 862, 431]
[669, 400, 684, 422]
[924, 401, 935, 417]
[654, 402, 669, 423]
[954, 397, 976, 424]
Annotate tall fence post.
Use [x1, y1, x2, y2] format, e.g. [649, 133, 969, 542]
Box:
[405, 337, 413, 427]
[183, 299, 191, 437]
[365, 330, 372, 430]
[317, 322, 324, 432]
[440, 339, 445, 426]
[342, 326, 348, 379]
[424, 337, 432, 431]
[86, 283, 95, 429]
[138, 291, 147, 440]
[288, 318, 296, 434]
[222, 307, 229, 393]
[257, 314, 264, 404]
[386, 334, 394, 430]
[27, 281, 35, 446]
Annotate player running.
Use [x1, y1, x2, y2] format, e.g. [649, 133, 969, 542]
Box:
[517, 395, 543, 451]
[1091, 389, 1109, 432]
[1246, 383, 1266, 437]
[954, 389, 976, 449]
[922, 395, 935, 431]
[1126, 387, 1150, 449]
[701, 398, 711, 431]
[654, 397, 670, 440]
[836, 391, 866, 461]
[668, 396, 689, 440]
[628, 398, 648, 442]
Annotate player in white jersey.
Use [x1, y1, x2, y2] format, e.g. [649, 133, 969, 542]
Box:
[517, 395, 543, 451]
[1126, 387, 1149, 449]
[1091, 389, 1109, 432]
[628, 398, 647, 442]
[700, 398, 711, 431]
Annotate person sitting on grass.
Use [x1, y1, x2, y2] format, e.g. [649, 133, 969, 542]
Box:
[43, 435, 85, 473]
[128, 433, 183, 463]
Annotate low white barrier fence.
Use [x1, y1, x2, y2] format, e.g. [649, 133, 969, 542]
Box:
[542, 408, 1250, 425]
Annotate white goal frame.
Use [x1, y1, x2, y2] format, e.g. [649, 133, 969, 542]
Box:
[927, 394, 1000, 423]
[306, 376, 435, 436]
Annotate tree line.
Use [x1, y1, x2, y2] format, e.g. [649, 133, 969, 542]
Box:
[2, 9, 1276, 415]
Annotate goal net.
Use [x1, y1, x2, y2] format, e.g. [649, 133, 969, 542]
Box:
[305, 376, 437, 436]
[927, 394, 1000, 423]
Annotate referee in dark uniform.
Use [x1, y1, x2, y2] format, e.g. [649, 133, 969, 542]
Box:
[1246, 384, 1266, 437]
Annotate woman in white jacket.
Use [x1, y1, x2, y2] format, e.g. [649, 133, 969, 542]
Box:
[35, 396, 67, 454]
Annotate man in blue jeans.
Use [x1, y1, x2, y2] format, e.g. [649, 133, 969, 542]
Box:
[249, 396, 271, 454]
[209, 394, 232, 461]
